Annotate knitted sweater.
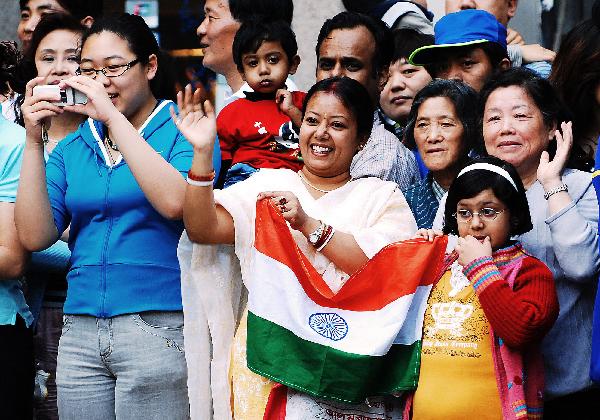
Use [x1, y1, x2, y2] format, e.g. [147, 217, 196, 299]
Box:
[432, 169, 600, 398]
[405, 242, 558, 419]
[461, 244, 558, 419]
[461, 245, 558, 350]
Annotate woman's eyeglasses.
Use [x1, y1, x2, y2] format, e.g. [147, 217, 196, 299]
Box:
[453, 208, 505, 223]
[76, 58, 140, 78]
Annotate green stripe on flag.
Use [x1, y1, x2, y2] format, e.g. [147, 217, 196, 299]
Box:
[246, 312, 421, 404]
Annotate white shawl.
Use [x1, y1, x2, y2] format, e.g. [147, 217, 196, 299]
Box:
[178, 169, 417, 419]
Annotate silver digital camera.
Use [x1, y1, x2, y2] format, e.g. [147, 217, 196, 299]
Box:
[32, 85, 88, 106]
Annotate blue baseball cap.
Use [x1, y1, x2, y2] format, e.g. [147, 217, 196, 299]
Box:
[409, 9, 507, 66]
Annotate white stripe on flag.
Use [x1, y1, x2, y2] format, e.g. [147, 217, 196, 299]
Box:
[248, 251, 430, 356]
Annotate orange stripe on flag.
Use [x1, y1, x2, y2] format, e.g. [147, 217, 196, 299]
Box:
[254, 200, 447, 312]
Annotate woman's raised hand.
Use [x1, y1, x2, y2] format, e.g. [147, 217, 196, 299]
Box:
[537, 121, 573, 189]
[22, 76, 64, 143]
[257, 191, 310, 231]
[171, 84, 216, 152]
[61, 76, 120, 125]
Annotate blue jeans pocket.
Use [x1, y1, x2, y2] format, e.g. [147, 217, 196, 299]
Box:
[132, 312, 185, 353]
[61, 314, 73, 336]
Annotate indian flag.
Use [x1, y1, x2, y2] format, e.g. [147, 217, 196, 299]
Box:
[246, 200, 447, 409]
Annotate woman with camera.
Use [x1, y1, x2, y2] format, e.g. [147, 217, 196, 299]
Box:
[15, 13, 210, 420]
[0, 40, 33, 420]
[14, 13, 86, 420]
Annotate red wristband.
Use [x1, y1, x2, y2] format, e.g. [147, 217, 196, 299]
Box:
[187, 169, 215, 182]
[313, 224, 333, 250]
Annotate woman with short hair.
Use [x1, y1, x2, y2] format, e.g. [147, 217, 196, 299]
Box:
[402, 79, 479, 228]
[480, 67, 600, 419]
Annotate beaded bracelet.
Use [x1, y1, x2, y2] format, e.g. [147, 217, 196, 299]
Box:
[543, 184, 568, 200]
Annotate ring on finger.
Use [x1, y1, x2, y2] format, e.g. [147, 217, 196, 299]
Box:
[279, 197, 287, 205]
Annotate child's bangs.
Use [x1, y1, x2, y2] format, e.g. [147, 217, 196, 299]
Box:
[443, 160, 532, 236]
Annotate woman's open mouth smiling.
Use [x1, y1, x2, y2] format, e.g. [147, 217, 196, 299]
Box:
[310, 144, 333, 156]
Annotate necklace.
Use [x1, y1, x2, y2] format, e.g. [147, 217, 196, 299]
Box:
[102, 99, 161, 153]
[105, 135, 119, 151]
[41, 123, 50, 145]
[105, 142, 116, 166]
[41, 123, 60, 146]
[298, 171, 349, 194]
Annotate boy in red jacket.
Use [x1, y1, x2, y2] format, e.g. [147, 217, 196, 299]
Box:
[217, 19, 305, 187]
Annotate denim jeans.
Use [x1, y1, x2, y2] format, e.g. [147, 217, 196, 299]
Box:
[56, 312, 189, 420]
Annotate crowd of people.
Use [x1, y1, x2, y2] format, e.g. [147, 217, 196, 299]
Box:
[1, 0, 600, 419]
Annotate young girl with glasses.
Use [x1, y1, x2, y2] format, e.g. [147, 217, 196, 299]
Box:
[16, 13, 209, 420]
[410, 156, 559, 419]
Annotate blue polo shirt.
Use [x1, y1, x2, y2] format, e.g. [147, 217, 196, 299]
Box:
[0, 114, 32, 327]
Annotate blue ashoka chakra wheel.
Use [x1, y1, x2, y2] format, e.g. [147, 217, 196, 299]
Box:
[308, 313, 348, 341]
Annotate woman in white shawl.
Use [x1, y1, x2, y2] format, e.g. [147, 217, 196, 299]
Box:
[174, 77, 418, 419]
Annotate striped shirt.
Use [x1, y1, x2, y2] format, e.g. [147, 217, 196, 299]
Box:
[507, 45, 552, 78]
[350, 112, 420, 189]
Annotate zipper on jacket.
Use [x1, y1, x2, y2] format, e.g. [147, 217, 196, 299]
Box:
[100, 166, 114, 317]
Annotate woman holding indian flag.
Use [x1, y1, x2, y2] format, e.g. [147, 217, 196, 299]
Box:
[174, 76, 447, 419]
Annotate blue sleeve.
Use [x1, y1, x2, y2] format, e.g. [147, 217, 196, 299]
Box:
[591, 146, 600, 384]
[45, 143, 70, 235]
[169, 132, 194, 177]
[592, 283, 600, 383]
[170, 132, 221, 178]
[545, 174, 599, 281]
[413, 149, 428, 179]
[171, 132, 221, 185]
[0, 135, 24, 203]
[30, 240, 70, 273]
[212, 135, 221, 181]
